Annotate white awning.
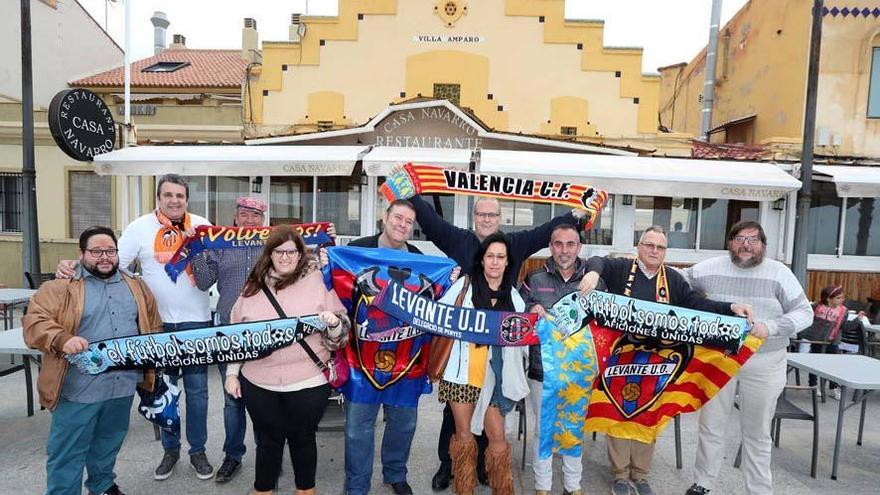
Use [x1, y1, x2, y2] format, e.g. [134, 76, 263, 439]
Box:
[92, 145, 369, 176]
[814, 165, 880, 198]
[362, 146, 473, 176]
[478, 150, 801, 201]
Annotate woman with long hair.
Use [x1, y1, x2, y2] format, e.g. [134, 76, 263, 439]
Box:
[224, 225, 350, 495]
[435, 232, 528, 495]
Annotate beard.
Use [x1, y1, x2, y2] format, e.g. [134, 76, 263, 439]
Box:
[729, 248, 764, 268]
[555, 257, 574, 271]
[83, 262, 118, 279]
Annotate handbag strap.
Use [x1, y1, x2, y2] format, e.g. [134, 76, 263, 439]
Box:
[455, 276, 471, 306]
[261, 285, 328, 372]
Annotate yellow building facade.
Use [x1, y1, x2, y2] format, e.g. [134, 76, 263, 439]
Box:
[245, 0, 660, 143]
[658, 0, 880, 160]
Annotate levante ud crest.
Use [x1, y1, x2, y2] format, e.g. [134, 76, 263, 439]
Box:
[600, 333, 693, 419]
[350, 265, 438, 390]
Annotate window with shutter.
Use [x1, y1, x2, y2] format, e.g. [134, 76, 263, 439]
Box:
[69, 171, 111, 236]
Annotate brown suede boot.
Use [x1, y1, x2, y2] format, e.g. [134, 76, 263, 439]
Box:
[450, 436, 478, 495]
[485, 444, 514, 495]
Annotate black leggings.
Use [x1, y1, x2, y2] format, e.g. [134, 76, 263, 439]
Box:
[241, 376, 330, 491]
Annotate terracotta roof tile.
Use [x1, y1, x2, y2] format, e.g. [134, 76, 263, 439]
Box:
[70, 49, 247, 89]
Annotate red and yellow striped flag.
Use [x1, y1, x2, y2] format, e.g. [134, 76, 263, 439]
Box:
[585, 323, 763, 443]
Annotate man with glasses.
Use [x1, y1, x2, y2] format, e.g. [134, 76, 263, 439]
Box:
[56, 174, 215, 481]
[25, 226, 163, 495]
[684, 221, 811, 495]
[409, 194, 585, 490]
[578, 226, 751, 495]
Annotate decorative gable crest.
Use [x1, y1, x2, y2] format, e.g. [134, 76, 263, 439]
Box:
[434, 0, 468, 27]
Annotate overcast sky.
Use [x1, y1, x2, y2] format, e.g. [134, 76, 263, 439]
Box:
[80, 0, 748, 73]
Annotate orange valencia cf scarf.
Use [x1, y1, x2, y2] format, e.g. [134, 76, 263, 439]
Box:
[154, 209, 193, 281]
[380, 163, 609, 228]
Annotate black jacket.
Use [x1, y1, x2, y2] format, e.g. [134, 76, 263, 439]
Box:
[348, 233, 422, 254]
[520, 257, 588, 381]
[410, 195, 579, 285]
[585, 256, 735, 315]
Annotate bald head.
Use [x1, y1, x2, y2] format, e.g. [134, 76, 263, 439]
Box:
[472, 197, 502, 241]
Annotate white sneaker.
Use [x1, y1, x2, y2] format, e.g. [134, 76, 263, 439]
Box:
[831, 388, 841, 401]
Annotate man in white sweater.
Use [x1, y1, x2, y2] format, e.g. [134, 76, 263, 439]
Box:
[684, 221, 812, 495]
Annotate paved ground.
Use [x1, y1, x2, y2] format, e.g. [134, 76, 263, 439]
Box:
[1, 350, 879, 494]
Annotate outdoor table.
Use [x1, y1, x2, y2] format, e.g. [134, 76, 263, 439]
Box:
[786, 353, 880, 480]
[0, 327, 41, 416]
[0, 289, 36, 330]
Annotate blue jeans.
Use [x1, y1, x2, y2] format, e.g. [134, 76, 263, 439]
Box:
[46, 396, 133, 495]
[217, 363, 247, 461]
[161, 320, 211, 455]
[344, 402, 417, 495]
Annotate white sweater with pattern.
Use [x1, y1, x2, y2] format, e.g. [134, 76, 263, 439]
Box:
[684, 256, 813, 353]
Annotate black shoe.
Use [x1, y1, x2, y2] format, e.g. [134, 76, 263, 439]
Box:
[101, 484, 125, 495]
[189, 452, 214, 480]
[389, 481, 414, 495]
[154, 450, 179, 480]
[477, 467, 488, 486]
[214, 457, 241, 483]
[685, 484, 711, 495]
[431, 463, 452, 491]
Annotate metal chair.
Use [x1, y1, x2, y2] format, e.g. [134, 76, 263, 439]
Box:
[24, 272, 55, 290]
[317, 391, 346, 432]
[842, 318, 880, 358]
[789, 319, 834, 387]
[0, 360, 34, 416]
[844, 299, 867, 314]
[734, 385, 819, 478]
[516, 398, 527, 469]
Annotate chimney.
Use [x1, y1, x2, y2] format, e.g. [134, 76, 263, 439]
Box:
[169, 34, 186, 50]
[289, 13, 304, 43]
[242, 18, 259, 62]
[150, 11, 170, 55]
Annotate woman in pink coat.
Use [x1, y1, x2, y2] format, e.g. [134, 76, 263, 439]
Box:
[224, 225, 349, 495]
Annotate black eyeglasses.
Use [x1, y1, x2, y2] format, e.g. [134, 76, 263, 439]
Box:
[733, 235, 762, 245]
[86, 248, 118, 258]
[272, 249, 300, 258]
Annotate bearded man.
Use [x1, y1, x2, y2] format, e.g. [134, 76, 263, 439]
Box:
[684, 221, 812, 495]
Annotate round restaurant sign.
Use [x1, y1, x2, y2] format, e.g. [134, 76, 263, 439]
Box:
[48, 88, 116, 161]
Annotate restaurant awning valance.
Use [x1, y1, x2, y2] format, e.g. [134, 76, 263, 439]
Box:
[478, 150, 801, 201]
[814, 165, 880, 198]
[363, 146, 473, 176]
[92, 145, 369, 176]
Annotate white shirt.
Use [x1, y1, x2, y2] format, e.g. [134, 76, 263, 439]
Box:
[117, 211, 212, 323]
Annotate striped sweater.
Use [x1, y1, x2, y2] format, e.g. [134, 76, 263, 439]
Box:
[684, 256, 813, 353]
